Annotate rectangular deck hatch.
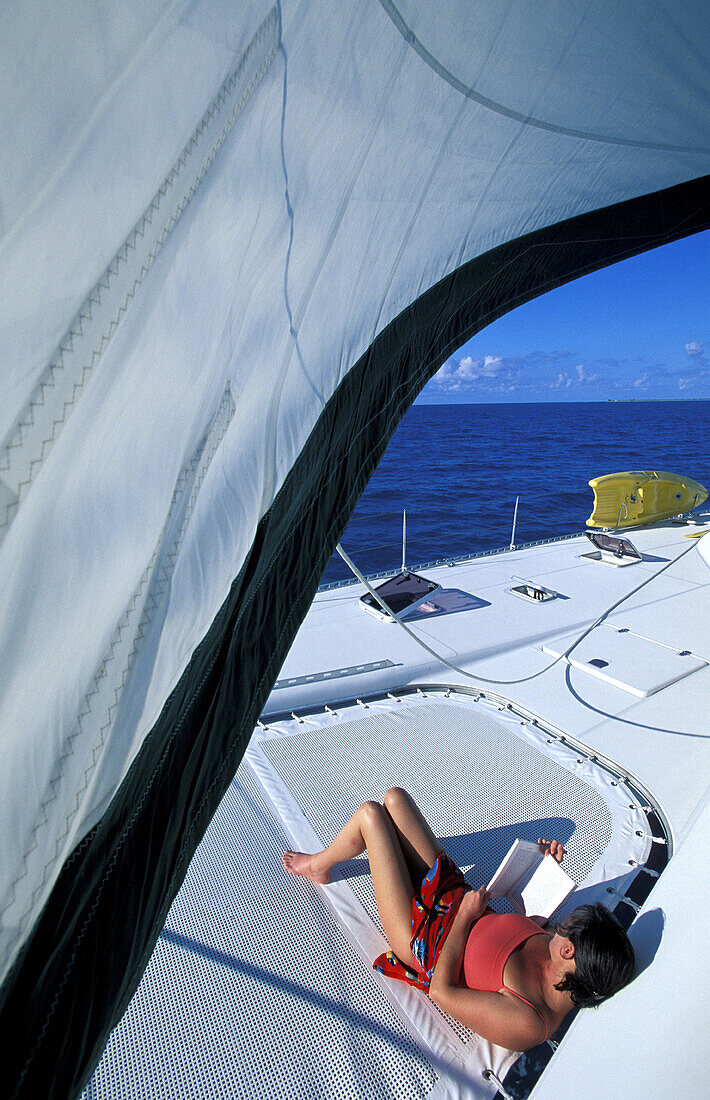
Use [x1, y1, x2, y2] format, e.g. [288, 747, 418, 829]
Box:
[543, 625, 707, 697]
[359, 570, 440, 621]
[581, 531, 643, 567]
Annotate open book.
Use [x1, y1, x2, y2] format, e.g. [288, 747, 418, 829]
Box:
[487, 839, 575, 920]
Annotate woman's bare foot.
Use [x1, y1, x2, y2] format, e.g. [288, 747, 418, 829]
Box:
[282, 850, 331, 884]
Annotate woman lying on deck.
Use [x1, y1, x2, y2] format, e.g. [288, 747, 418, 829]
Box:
[283, 787, 635, 1052]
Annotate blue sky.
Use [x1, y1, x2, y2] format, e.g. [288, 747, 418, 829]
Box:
[418, 228, 709, 404]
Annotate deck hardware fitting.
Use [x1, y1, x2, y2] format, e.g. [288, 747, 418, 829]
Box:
[290, 712, 305, 724]
[607, 885, 643, 909]
[324, 706, 337, 716]
[511, 575, 558, 602]
[509, 495, 519, 551]
[483, 1069, 515, 1100]
[356, 698, 369, 709]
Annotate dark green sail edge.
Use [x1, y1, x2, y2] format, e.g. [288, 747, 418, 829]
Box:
[2, 174, 708, 1099]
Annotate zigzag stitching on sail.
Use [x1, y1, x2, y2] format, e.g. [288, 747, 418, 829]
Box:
[0, 386, 235, 974]
[0, 8, 277, 543]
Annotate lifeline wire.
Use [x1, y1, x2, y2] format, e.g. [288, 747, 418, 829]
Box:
[336, 532, 705, 687]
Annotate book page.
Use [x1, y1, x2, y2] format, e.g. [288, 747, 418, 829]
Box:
[487, 839, 541, 899]
[520, 855, 575, 920]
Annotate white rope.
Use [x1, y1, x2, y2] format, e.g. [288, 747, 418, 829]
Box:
[335, 532, 705, 688]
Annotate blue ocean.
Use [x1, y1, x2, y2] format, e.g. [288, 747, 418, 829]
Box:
[323, 400, 710, 585]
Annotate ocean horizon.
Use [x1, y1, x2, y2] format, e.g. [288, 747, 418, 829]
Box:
[323, 398, 710, 585]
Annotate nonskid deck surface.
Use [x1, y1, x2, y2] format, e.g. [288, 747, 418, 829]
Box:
[86, 690, 652, 1099]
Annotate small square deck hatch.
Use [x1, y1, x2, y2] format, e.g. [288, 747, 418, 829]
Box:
[511, 577, 558, 602]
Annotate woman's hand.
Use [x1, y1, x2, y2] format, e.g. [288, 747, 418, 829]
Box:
[459, 885, 490, 923]
[538, 838, 564, 862]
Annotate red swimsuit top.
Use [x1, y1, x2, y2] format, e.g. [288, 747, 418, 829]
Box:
[463, 911, 550, 1041]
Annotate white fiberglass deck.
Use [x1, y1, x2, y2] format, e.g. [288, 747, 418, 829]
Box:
[267, 517, 710, 846]
[85, 690, 653, 1100]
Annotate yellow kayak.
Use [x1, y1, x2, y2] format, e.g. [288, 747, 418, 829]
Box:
[587, 470, 708, 529]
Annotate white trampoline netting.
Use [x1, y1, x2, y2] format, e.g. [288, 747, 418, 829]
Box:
[86, 691, 650, 1099]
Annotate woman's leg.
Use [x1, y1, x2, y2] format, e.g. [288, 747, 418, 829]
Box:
[383, 787, 443, 882]
[283, 800, 417, 963]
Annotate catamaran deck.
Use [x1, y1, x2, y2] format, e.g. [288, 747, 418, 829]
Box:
[85, 690, 654, 1100]
[85, 515, 710, 1098]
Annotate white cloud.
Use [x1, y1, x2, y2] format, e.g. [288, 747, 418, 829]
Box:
[455, 356, 480, 380]
[432, 352, 507, 391]
[574, 362, 599, 384]
[428, 342, 704, 401]
[677, 340, 709, 391]
[481, 354, 503, 377]
[549, 371, 574, 390]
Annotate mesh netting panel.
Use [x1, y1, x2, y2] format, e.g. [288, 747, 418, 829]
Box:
[262, 698, 613, 1043]
[85, 765, 435, 1100]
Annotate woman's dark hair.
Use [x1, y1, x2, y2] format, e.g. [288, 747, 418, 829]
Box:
[553, 903, 635, 1008]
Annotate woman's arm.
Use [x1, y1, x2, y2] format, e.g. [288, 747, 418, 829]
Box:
[429, 887, 487, 995]
[428, 888, 546, 1051]
[429, 982, 545, 1051]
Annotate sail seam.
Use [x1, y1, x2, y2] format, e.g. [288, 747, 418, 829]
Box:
[376, 0, 710, 154]
[0, 387, 235, 983]
[0, 8, 277, 547]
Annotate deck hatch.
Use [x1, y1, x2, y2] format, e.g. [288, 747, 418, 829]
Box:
[543, 625, 707, 697]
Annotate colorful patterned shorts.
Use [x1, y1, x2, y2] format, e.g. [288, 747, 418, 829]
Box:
[372, 850, 468, 991]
